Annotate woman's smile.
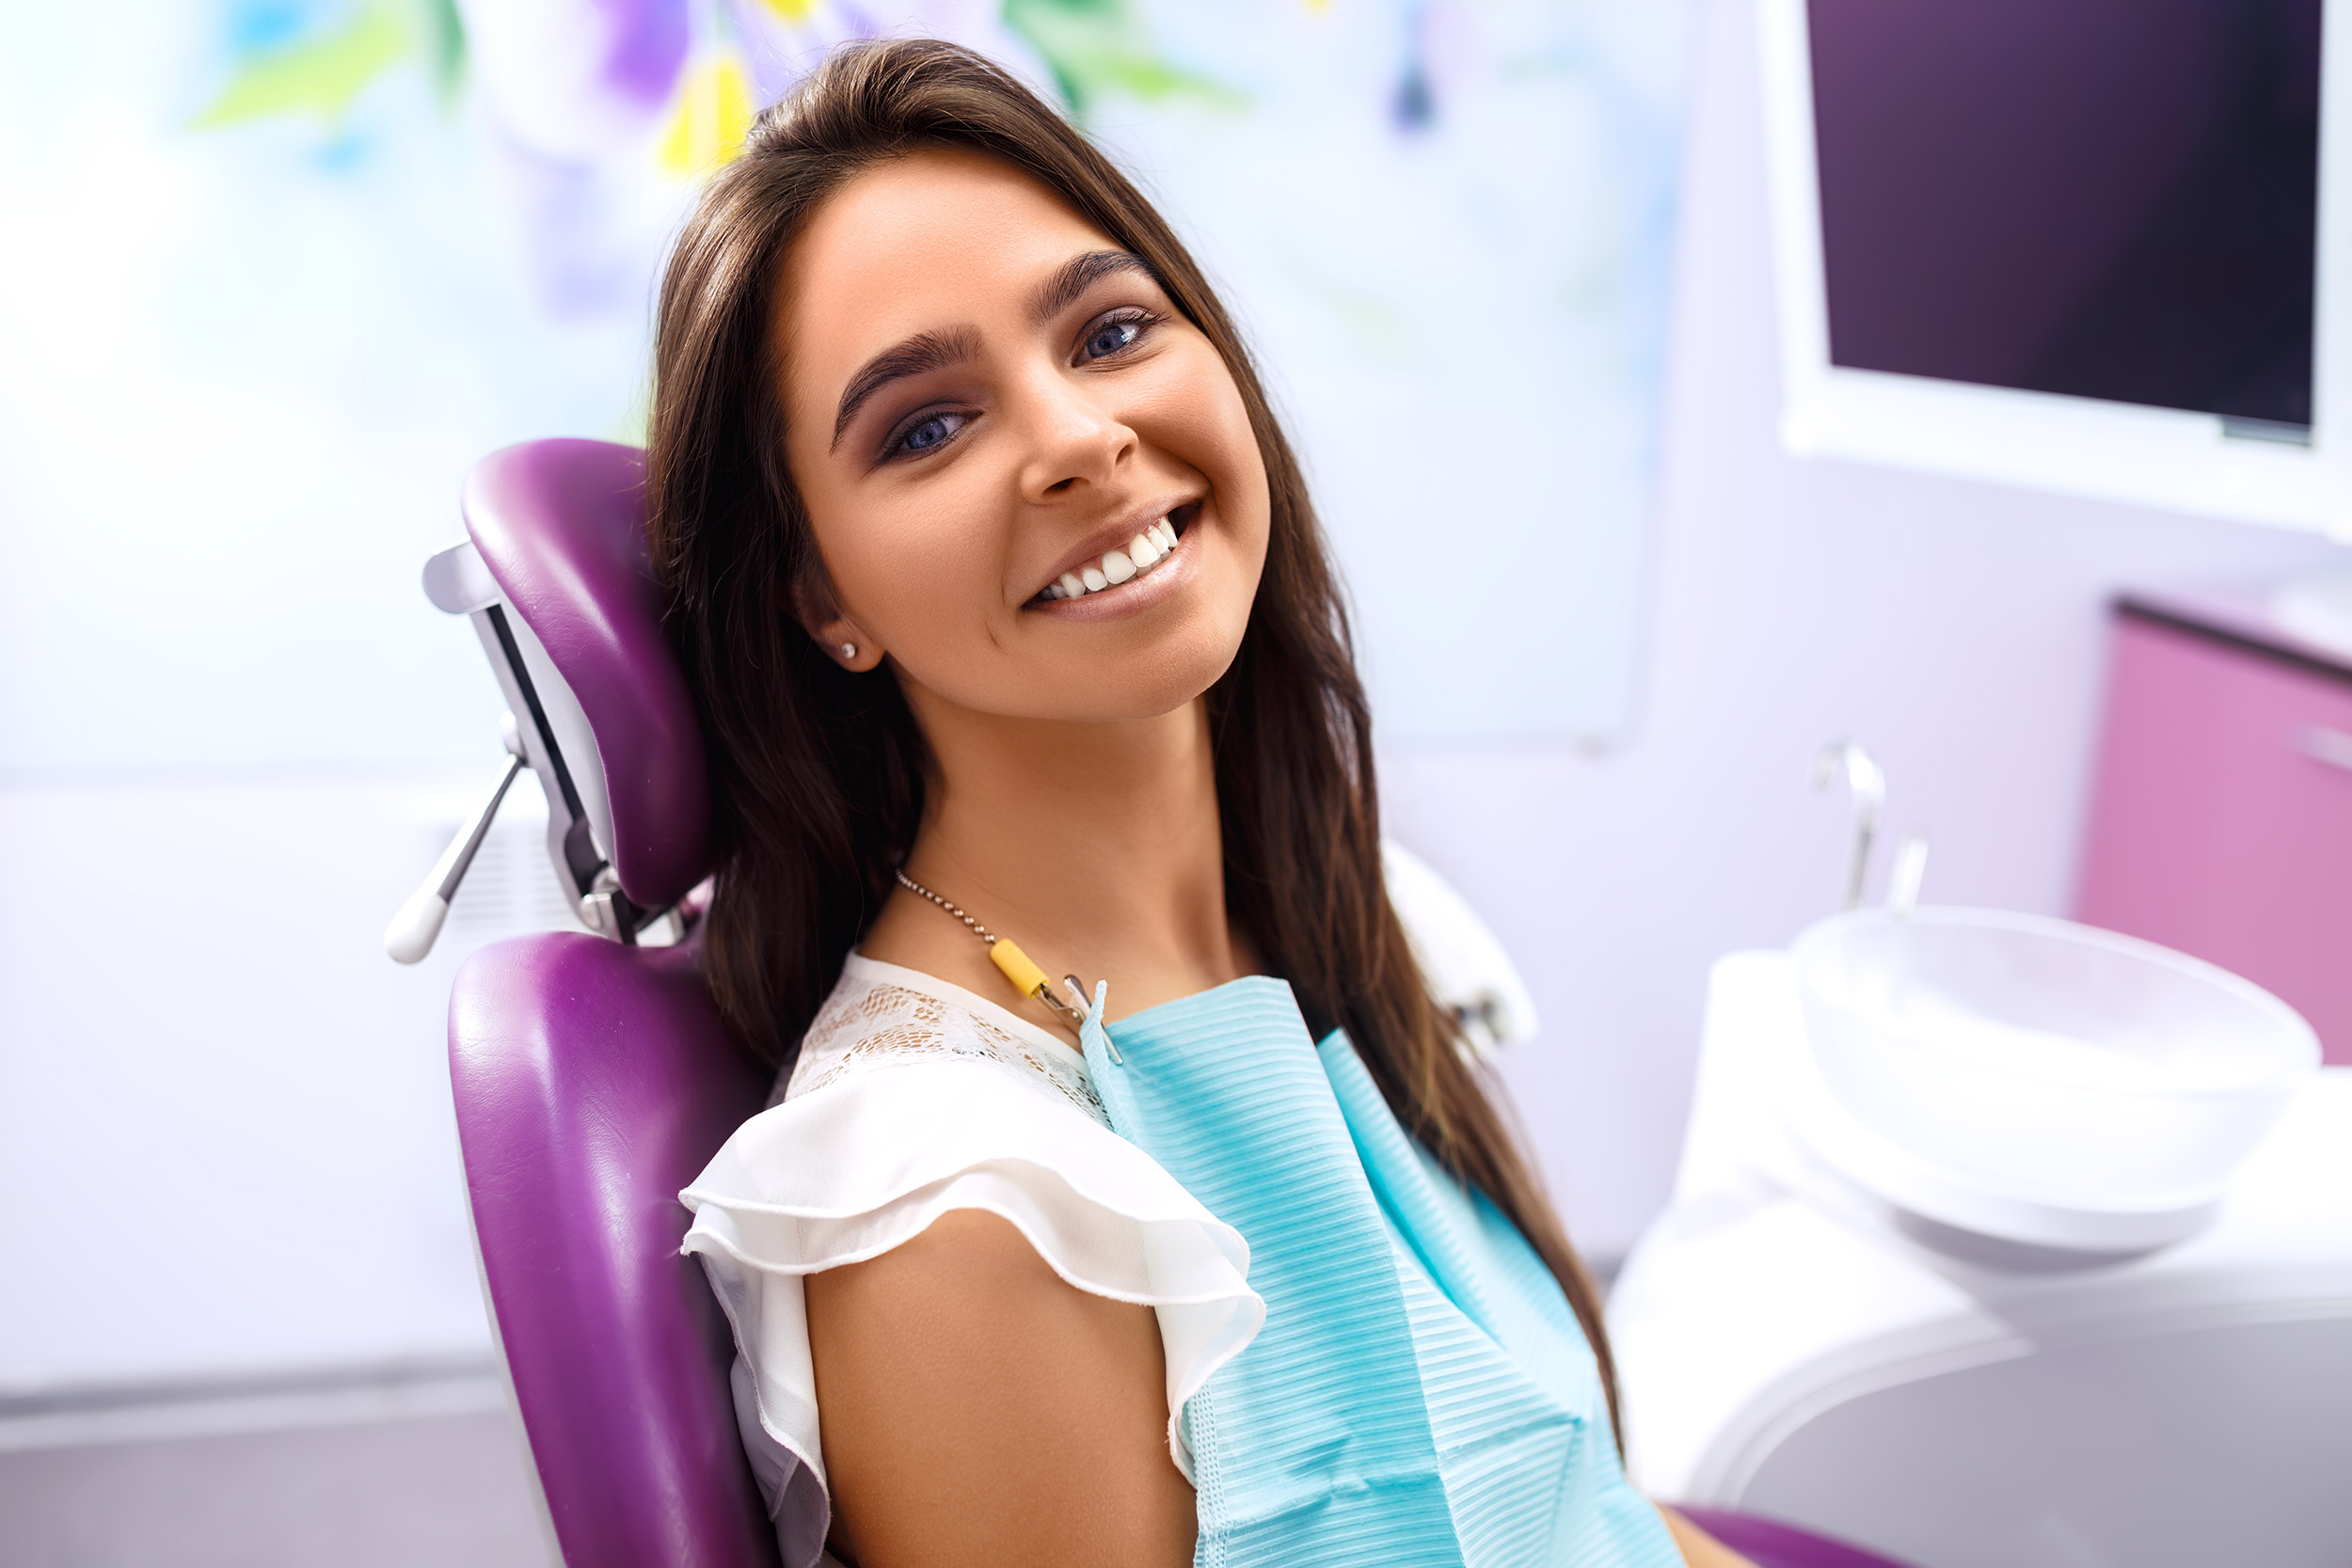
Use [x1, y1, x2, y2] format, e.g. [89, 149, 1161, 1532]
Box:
[1029, 499, 1200, 614]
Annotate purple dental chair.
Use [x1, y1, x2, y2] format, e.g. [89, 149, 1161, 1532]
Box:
[400, 437, 1916, 1568]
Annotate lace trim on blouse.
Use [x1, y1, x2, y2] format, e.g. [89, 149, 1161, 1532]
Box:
[777, 955, 1107, 1126]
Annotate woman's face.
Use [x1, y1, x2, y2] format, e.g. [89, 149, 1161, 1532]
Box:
[773, 148, 1271, 723]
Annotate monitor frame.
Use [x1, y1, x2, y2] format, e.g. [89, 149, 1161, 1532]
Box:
[1757, 0, 2352, 539]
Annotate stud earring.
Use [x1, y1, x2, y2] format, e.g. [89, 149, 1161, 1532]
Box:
[839, 641, 858, 660]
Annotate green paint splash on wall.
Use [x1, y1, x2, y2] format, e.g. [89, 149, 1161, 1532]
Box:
[1001, 0, 1236, 118]
[193, 0, 469, 132]
[420, 0, 468, 105]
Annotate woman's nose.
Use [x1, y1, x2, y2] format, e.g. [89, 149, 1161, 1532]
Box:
[1013, 369, 1136, 500]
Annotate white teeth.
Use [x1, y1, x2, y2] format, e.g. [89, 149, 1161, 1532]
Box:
[1042, 513, 1190, 602]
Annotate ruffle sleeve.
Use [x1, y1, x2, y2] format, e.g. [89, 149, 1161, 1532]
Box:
[680, 1053, 1264, 1568]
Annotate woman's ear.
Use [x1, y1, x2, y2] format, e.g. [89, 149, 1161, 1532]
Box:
[791, 562, 884, 672]
[810, 611, 883, 673]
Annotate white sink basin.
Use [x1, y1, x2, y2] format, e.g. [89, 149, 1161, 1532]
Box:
[1792, 908, 2318, 1212]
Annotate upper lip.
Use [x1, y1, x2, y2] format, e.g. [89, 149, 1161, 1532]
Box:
[1029, 495, 1201, 600]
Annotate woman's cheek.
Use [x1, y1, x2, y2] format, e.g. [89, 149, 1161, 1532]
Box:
[1184, 366, 1268, 526]
[1137, 368, 1254, 490]
[867, 492, 1001, 640]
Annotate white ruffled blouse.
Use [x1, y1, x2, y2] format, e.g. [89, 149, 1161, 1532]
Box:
[678, 954, 1267, 1568]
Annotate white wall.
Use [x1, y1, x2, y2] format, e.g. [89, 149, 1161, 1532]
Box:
[1383, 0, 2350, 1261]
[0, 10, 636, 1396]
[0, 778, 574, 1391]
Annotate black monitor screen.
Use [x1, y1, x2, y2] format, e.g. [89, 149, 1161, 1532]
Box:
[1809, 0, 2322, 433]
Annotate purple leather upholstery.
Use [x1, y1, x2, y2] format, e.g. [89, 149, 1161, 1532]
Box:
[450, 932, 779, 1568]
[463, 439, 709, 911]
[1677, 1505, 1921, 1568]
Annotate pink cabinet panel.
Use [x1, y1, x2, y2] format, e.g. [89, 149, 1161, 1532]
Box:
[2075, 602, 2352, 1064]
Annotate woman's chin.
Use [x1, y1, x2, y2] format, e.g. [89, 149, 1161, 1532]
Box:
[915, 619, 1242, 724]
[1029, 642, 1237, 722]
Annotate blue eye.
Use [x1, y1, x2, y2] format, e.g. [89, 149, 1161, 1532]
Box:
[1086, 321, 1138, 358]
[886, 408, 969, 459]
[1078, 311, 1156, 363]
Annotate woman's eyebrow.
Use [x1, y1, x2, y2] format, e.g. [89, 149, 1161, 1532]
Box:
[831, 325, 981, 450]
[1030, 249, 1152, 324]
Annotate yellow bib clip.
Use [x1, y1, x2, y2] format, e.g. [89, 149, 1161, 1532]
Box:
[990, 938, 1093, 1034]
[988, 937, 1051, 1000]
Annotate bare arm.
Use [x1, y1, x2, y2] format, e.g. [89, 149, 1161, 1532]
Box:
[1660, 1504, 1762, 1568]
[806, 1210, 1747, 1568]
[804, 1209, 1197, 1568]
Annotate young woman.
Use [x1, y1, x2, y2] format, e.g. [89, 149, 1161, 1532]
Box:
[660, 38, 1747, 1568]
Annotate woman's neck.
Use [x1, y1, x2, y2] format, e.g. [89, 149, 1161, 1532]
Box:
[857, 689, 1253, 1025]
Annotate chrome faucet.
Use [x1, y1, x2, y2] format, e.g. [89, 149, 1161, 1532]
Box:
[1812, 740, 1885, 911]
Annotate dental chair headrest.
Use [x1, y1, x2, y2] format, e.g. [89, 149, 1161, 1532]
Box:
[463, 439, 708, 911]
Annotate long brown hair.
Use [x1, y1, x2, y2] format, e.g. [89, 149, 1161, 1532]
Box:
[645, 37, 1621, 1440]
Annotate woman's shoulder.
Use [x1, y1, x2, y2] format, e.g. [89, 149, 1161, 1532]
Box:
[691, 952, 1217, 1242]
[680, 956, 1265, 1523]
[775, 951, 1106, 1125]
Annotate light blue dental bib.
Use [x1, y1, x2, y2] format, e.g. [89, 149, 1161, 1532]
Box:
[1080, 977, 1680, 1568]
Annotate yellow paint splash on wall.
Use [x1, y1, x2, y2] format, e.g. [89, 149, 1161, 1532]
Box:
[659, 54, 755, 177]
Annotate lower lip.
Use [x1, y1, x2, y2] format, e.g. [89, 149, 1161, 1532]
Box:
[1026, 525, 1202, 623]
